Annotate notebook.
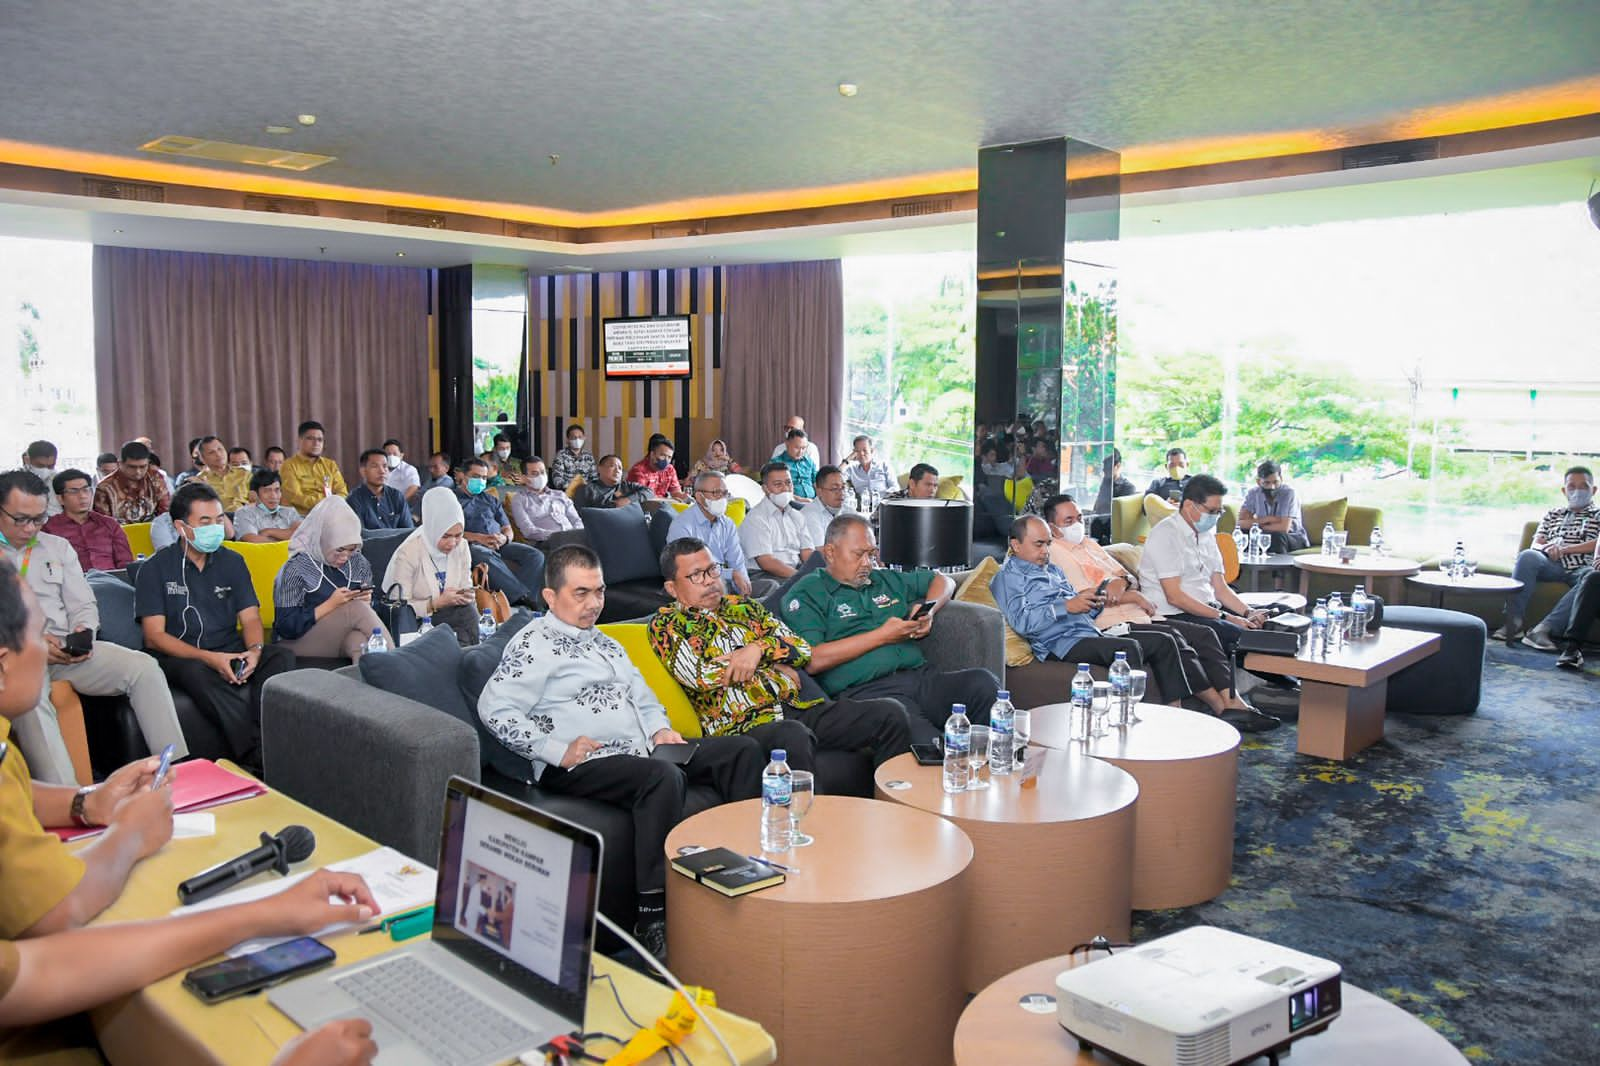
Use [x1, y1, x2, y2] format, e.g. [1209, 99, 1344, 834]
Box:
[672, 847, 786, 897]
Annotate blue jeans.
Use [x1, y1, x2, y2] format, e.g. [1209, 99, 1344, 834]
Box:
[1508, 549, 1592, 635]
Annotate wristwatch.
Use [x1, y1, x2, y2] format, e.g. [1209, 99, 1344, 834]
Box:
[70, 785, 96, 827]
[247, 642, 264, 652]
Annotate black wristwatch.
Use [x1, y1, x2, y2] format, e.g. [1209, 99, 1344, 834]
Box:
[70, 785, 96, 827]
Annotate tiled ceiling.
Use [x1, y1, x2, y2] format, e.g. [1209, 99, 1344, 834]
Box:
[2, 0, 1597, 219]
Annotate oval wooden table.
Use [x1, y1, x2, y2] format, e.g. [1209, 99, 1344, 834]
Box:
[1025, 705, 1240, 908]
[873, 749, 1138, 992]
[1238, 589, 1308, 613]
[1407, 570, 1522, 609]
[954, 954, 1469, 1065]
[665, 796, 973, 1066]
[1294, 552, 1421, 603]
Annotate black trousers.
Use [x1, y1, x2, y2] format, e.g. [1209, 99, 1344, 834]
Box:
[1561, 569, 1600, 644]
[155, 644, 297, 770]
[469, 544, 546, 607]
[743, 718, 819, 772]
[1045, 634, 1187, 705]
[1143, 618, 1236, 695]
[788, 697, 913, 768]
[840, 663, 1000, 730]
[1261, 530, 1310, 554]
[536, 735, 762, 898]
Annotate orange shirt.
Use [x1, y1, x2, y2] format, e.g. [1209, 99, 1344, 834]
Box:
[1049, 537, 1153, 629]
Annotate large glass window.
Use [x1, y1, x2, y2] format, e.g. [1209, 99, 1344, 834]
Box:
[471, 265, 528, 456]
[0, 237, 97, 469]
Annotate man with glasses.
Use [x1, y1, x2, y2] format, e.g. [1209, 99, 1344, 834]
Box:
[44, 469, 133, 572]
[278, 421, 348, 515]
[92, 441, 170, 525]
[666, 472, 760, 596]
[782, 513, 998, 733]
[508, 457, 582, 545]
[1, 469, 187, 783]
[800, 465, 851, 549]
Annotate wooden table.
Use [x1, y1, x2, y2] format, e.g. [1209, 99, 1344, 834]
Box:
[953, 954, 1469, 1065]
[873, 751, 1137, 991]
[1238, 590, 1308, 612]
[1024, 706, 1239, 909]
[1235, 551, 1298, 592]
[1407, 570, 1522, 609]
[1294, 552, 1421, 603]
[1242, 627, 1440, 760]
[665, 796, 972, 1066]
[83, 767, 776, 1066]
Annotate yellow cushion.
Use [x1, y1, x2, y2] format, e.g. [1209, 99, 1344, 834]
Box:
[954, 556, 1034, 668]
[1001, 477, 1035, 512]
[599, 622, 702, 738]
[1301, 498, 1349, 546]
[1216, 532, 1240, 583]
[935, 475, 965, 501]
[123, 522, 154, 558]
[229, 541, 291, 631]
[1143, 493, 1179, 527]
[726, 497, 747, 526]
[1104, 542, 1143, 574]
[564, 476, 585, 499]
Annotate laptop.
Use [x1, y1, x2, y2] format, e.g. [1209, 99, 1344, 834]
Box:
[270, 777, 604, 1066]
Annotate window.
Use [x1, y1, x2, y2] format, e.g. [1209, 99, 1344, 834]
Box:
[0, 237, 97, 469]
[471, 266, 528, 455]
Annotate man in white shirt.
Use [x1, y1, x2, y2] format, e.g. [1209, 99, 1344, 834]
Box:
[769, 415, 821, 469]
[508, 457, 582, 544]
[799, 465, 850, 548]
[381, 439, 422, 505]
[23, 441, 62, 517]
[739, 463, 815, 581]
[844, 434, 895, 508]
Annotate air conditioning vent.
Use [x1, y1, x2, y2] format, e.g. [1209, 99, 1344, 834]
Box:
[891, 197, 955, 218]
[140, 135, 335, 171]
[504, 221, 561, 241]
[82, 178, 165, 203]
[243, 194, 320, 216]
[387, 209, 448, 230]
[652, 220, 707, 239]
[1340, 138, 1439, 170]
[1173, 1023, 1230, 1066]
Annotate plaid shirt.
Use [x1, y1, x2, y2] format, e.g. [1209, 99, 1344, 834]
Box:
[1535, 503, 1600, 571]
[647, 595, 818, 736]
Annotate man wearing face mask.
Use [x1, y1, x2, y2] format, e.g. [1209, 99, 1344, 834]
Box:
[1137, 474, 1268, 661]
[1237, 460, 1308, 554]
[627, 438, 687, 502]
[233, 470, 302, 543]
[490, 433, 524, 487]
[381, 439, 421, 506]
[739, 463, 814, 582]
[134, 483, 296, 770]
[228, 446, 253, 474]
[509, 457, 582, 545]
[459, 458, 544, 608]
[21, 442, 61, 518]
[1145, 447, 1191, 503]
[1499, 465, 1599, 652]
[667, 472, 759, 597]
[550, 425, 597, 491]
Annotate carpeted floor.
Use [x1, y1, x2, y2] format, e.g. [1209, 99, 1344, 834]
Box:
[1133, 641, 1600, 1065]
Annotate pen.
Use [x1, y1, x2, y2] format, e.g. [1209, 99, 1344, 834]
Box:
[151, 743, 176, 789]
[745, 854, 797, 873]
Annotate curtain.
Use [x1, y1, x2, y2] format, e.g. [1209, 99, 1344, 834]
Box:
[94, 248, 430, 474]
[436, 265, 475, 467]
[720, 260, 844, 470]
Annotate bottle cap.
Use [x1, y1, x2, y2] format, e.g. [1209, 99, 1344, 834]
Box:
[1114, 651, 1127, 660]
[950, 704, 965, 714]
[996, 690, 1010, 700]
[770, 749, 786, 762]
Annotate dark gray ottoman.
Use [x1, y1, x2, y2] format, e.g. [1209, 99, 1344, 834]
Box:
[1381, 606, 1486, 715]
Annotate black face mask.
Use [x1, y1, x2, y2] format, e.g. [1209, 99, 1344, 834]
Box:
[1263, 487, 1279, 503]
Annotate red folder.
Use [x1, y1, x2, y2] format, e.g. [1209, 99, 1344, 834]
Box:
[50, 759, 266, 842]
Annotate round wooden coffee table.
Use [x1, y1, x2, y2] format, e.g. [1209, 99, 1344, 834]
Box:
[1025, 705, 1239, 908]
[1238, 590, 1308, 612]
[954, 954, 1469, 1065]
[664, 796, 972, 1066]
[1294, 553, 1421, 602]
[1407, 570, 1522, 609]
[873, 750, 1137, 991]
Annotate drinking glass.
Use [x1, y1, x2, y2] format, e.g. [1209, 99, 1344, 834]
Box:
[788, 770, 815, 846]
[967, 726, 991, 790]
[1090, 681, 1113, 738]
[1127, 670, 1148, 724]
[1011, 709, 1031, 770]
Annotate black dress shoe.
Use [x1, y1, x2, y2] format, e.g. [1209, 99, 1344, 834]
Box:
[1557, 644, 1585, 670]
[1221, 707, 1283, 733]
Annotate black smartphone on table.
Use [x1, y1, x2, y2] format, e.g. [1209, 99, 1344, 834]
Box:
[183, 937, 335, 1004]
[62, 629, 94, 656]
[910, 739, 944, 766]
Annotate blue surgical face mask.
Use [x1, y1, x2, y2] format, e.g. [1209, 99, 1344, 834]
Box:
[188, 523, 225, 553]
[466, 477, 488, 496]
[1194, 511, 1220, 534]
[655, 457, 671, 471]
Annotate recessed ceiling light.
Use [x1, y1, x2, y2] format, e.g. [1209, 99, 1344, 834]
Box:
[837, 83, 858, 98]
[561, 264, 590, 272]
[112, 228, 124, 234]
[297, 114, 317, 126]
[265, 125, 293, 135]
[395, 251, 406, 258]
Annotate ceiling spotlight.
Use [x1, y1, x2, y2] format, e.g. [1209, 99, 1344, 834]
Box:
[837, 83, 858, 98]
[112, 228, 125, 234]
[265, 125, 294, 135]
[549, 154, 560, 166]
[297, 114, 317, 126]
[395, 251, 406, 258]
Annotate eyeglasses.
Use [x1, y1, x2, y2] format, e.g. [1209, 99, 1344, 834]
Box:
[60, 486, 93, 496]
[683, 563, 722, 586]
[0, 505, 47, 528]
[696, 490, 729, 500]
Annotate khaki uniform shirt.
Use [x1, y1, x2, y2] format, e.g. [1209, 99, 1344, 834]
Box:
[0, 717, 87, 938]
[277, 454, 349, 515]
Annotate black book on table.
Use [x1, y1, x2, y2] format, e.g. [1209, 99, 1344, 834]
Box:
[670, 848, 786, 897]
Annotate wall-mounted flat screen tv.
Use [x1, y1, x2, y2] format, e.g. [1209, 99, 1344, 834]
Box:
[602, 315, 692, 380]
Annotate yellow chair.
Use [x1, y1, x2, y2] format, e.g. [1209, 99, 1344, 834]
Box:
[726, 497, 747, 526]
[124, 522, 154, 558]
[1142, 493, 1179, 529]
[564, 476, 585, 499]
[599, 623, 702, 738]
[1001, 476, 1035, 513]
[1216, 531, 1240, 584]
[229, 540, 291, 631]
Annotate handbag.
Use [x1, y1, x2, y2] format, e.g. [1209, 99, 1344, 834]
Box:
[374, 582, 419, 638]
[473, 563, 513, 623]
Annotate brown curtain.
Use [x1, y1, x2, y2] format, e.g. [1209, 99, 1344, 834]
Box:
[720, 260, 844, 470]
[93, 247, 431, 474]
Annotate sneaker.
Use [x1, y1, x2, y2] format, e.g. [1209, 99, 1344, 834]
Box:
[1495, 615, 1525, 644]
[633, 918, 668, 964]
[1522, 625, 1559, 652]
[1557, 645, 1585, 671]
[1221, 707, 1283, 733]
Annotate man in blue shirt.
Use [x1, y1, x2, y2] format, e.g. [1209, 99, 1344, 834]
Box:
[1237, 460, 1307, 553]
[459, 457, 544, 607]
[346, 449, 414, 532]
[774, 429, 818, 501]
[666, 472, 767, 597]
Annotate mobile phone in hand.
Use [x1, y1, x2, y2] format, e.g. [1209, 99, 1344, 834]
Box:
[908, 599, 934, 622]
[232, 657, 248, 681]
[62, 629, 94, 656]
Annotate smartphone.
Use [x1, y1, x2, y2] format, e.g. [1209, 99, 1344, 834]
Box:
[348, 583, 374, 593]
[1094, 579, 1111, 598]
[650, 741, 698, 766]
[152, 743, 177, 789]
[183, 937, 335, 1004]
[910, 740, 944, 766]
[232, 657, 248, 681]
[62, 629, 93, 656]
[908, 599, 935, 622]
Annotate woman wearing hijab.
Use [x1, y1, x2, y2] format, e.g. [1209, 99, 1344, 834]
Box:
[383, 486, 479, 645]
[690, 439, 742, 478]
[272, 498, 390, 660]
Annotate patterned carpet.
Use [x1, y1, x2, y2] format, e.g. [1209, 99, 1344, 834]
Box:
[1134, 641, 1600, 1065]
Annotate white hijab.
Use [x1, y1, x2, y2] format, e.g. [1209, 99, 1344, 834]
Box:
[289, 496, 364, 568]
[418, 486, 467, 571]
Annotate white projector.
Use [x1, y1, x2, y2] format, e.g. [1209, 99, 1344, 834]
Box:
[1056, 926, 1342, 1066]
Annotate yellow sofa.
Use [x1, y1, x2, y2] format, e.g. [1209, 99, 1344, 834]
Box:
[229, 540, 291, 631]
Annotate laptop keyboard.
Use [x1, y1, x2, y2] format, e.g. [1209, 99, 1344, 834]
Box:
[334, 954, 539, 1066]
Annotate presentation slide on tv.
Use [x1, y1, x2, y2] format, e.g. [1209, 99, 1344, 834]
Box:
[455, 798, 573, 982]
[603, 316, 691, 376]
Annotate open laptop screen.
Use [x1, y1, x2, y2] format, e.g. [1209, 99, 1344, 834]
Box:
[431, 778, 602, 1026]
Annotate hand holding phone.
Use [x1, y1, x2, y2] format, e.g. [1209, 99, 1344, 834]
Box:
[908, 599, 935, 622]
[62, 629, 94, 657]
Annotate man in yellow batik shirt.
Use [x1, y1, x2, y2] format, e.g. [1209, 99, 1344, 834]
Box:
[191, 436, 250, 513]
[277, 420, 348, 515]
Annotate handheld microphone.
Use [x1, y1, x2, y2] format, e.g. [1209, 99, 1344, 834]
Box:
[177, 825, 316, 906]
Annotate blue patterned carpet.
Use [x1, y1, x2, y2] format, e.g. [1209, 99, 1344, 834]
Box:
[1134, 642, 1600, 1065]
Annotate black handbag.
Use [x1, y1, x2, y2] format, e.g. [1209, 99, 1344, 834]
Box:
[374, 582, 419, 638]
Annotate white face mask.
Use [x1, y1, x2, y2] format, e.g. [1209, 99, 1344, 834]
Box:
[495, 447, 511, 460]
[568, 438, 584, 451]
[1058, 521, 1086, 544]
[768, 491, 793, 511]
[1570, 488, 1595, 509]
[385, 454, 401, 470]
[703, 497, 728, 517]
[527, 475, 548, 491]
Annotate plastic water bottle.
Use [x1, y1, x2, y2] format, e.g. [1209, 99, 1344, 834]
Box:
[365, 628, 387, 655]
[942, 705, 972, 793]
[1322, 522, 1337, 556]
[1252, 525, 1269, 557]
[1109, 652, 1132, 723]
[478, 608, 497, 641]
[1311, 598, 1329, 654]
[760, 749, 793, 851]
[1071, 664, 1094, 735]
[417, 615, 433, 637]
[1232, 526, 1248, 558]
[989, 691, 1015, 776]
[1350, 586, 1370, 639]
[1370, 526, 1386, 557]
[1329, 602, 1347, 650]
[1451, 540, 1467, 581]
[135, 552, 146, 563]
